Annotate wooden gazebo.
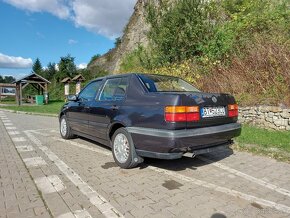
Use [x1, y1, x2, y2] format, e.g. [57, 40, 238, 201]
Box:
[14, 73, 50, 105]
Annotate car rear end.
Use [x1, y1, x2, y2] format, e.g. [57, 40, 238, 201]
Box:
[127, 74, 241, 159]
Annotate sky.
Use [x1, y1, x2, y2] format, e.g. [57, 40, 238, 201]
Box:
[0, 0, 136, 79]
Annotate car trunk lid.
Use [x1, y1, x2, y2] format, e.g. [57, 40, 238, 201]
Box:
[181, 92, 238, 128]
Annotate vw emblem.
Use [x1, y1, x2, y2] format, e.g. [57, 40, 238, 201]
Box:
[212, 96, 217, 103]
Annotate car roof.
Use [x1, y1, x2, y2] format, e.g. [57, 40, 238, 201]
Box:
[90, 73, 138, 82]
[90, 73, 180, 83]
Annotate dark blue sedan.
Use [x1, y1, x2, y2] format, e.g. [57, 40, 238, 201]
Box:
[59, 73, 241, 168]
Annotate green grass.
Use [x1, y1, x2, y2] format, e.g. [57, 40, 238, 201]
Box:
[234, 124, 290, 162]
[0, 96, 16, 104]
[0, 100, 64, 115]
[0, 100, 16, 105]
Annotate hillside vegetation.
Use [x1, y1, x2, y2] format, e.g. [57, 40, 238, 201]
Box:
[120, 0, 290, 106]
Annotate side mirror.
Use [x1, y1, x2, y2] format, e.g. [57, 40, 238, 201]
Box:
[67, 95, 78, 101]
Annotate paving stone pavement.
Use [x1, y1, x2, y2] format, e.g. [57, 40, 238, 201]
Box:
[0, 110, 290, 218]
[0, 112, 50, 218]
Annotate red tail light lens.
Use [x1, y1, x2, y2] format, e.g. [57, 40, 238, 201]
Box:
[165, 106, 200, 122]
[165, 113, 187, 122]
[186, 113, 200, 121]
[228, 104, 238, 117]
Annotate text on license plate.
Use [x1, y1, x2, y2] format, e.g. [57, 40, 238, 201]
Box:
[201, 107, 226, 118]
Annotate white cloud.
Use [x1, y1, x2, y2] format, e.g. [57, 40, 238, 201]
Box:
[3, 0, 137, 38]
[72, 0, 136, 39]
[3, 0, 71, 19]
[68, 39, 78, 45]
[0, 53, 33, 69]
[77, 63, 87, 69]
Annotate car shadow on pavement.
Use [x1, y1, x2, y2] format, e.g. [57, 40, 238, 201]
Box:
[139, 148, 234, 171]
[76, 136, 234, 171]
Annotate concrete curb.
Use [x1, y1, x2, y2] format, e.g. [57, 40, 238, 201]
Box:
[0, 108, 58, 117]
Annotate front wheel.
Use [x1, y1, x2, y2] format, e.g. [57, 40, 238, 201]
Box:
[60, 115, 75, 139]
[112, 128, 143, 169]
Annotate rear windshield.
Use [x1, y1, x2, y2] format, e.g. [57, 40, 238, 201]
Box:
[138, 74, 200, 92]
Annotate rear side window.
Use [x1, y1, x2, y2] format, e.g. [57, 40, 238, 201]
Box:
[99, 77, 129, 101]
[138, 74, 200, 92]
[78, 80, 102, 101]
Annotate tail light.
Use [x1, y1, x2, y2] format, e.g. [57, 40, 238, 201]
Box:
[165, 106, 200, 122]
[228, 104, 238, 117]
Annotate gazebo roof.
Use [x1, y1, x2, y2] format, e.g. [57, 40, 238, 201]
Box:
[14, 72, 50, 84]
[61, 77, 72, 83]
[72, 74, 85, 82]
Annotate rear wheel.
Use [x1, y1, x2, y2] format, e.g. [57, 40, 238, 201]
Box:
[112, 128, 143, 169]
[60, 115, 75, 139]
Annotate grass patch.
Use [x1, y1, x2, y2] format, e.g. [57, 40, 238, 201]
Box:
[234, 125, 290, 162]
[0, 96, 16, 104]
[0, 100, 16, 105]
[0, 100, 64, 115]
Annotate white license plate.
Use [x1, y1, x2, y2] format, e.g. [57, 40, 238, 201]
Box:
[201, 107, 226, 118]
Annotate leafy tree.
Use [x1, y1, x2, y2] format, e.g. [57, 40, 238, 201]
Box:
[57, 54, 77, 81]
[3, 76, 15, 83]
[114, 37, 122, 47]
[43, 62, 57, 80]
[32, 58, 43, 75]
[0, 75, 16, 83]
[146, 0, 212, 66]
[88, 54, 101, 66]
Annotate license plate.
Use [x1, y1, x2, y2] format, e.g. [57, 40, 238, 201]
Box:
[201, 107, 226, 118]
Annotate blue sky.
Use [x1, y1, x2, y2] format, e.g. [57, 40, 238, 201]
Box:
[0, 0, 136, 79]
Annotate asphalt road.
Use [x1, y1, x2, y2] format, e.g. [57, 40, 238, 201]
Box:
[1, 110, 290, 218]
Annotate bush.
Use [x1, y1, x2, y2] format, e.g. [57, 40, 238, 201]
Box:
[146, 0, 212, 66]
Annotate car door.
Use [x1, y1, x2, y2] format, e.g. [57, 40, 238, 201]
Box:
[87, 77, 129, 143]
[67, 80, 103, 134]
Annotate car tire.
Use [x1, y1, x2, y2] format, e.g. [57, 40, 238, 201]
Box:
[112, 127, 143, 169]
[60, 115, 75, 139]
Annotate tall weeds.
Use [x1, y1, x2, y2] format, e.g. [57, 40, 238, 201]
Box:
[200, 38, 290, 106]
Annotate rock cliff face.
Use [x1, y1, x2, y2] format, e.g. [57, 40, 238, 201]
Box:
[88, 0, 150, 74]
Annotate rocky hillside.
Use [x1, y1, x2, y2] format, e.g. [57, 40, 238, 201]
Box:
[88, 0, 150, 74]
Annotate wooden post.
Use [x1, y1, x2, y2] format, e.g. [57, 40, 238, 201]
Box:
[0, 85, 2, 102]
[16, 84, 19, 105]
[76, 81, 81, 94]
[19, 83, 22, 105]
[44, 83, 48, 104]
[64, 83, 70, 97]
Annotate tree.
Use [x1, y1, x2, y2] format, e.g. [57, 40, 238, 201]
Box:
[32, 58, 43, 75]
[57, 54, 77, 80]
[146, 0, 212, 66]
[114, 37, 122, 47]
[88, 54, 101, 66]
[0, 76, 15, 83]
[44, 62, 57, 80]
[4, 76, 15, 83]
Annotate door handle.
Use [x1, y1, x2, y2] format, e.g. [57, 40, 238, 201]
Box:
[111, 105, 119, 110]
[84, 106, 90, 109]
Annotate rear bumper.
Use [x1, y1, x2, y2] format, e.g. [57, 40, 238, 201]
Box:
[127, 123, 241, 159]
